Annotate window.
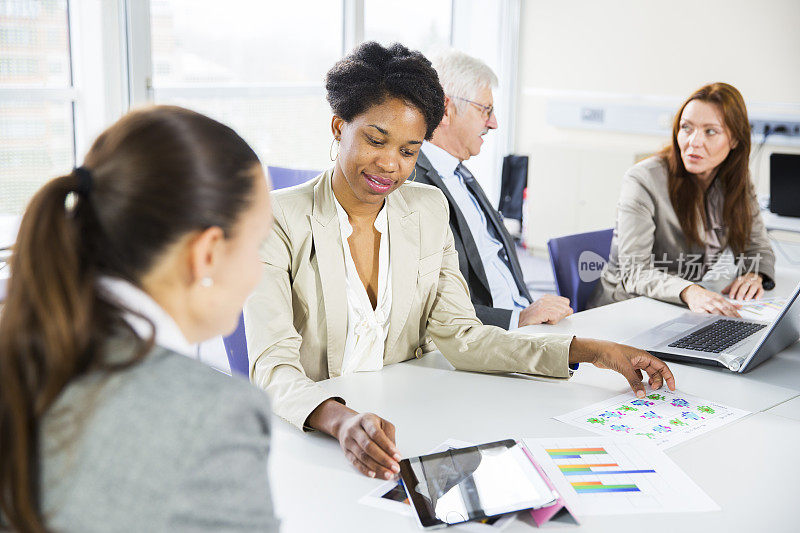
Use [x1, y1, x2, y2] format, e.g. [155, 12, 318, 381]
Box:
[2, 1, 514, 218]
[0, 0, 74, 215]
[363, 0, 452, 55]
[149, 0, 344, 171]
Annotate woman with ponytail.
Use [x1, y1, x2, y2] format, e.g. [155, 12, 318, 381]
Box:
[0, 106, 278, 532]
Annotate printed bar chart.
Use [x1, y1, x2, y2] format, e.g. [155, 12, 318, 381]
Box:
[527, 437, 720, 515]
[550, 449, 658, 477]
[546, 448, 608, 459]
[562, 469, 657, 476]
[558, 464, 618, 471]
[571, 481, 640, 494]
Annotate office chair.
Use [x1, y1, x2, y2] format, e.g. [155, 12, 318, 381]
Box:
[497, 155, 528, 223]
[267, 166, 320, 190]
[223, 312, 249, 377]
[547, 228, 614, 313]
[223, 166, 321, 376]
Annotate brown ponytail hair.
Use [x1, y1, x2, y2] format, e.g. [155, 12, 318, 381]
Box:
[659, 82, 753, 254]
[0, 105, 261, 531]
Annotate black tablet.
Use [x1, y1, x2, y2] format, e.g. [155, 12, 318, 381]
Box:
[398, 439, 556, 529]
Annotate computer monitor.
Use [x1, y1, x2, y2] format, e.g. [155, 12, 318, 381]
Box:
[769, 153, 800, 217]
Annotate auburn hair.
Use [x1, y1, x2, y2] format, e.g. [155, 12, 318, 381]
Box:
[0, 106, 261, 532]
[659, 82, 753, 253]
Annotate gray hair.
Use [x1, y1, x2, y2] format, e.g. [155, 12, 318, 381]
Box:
[430, 48, 498, 113]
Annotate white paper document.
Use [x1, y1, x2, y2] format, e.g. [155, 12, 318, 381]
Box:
[554, 389, 749, 449]
[524, 437, 719, 516]
[728, 297, 787, 321]
[358, 439, 516, 532]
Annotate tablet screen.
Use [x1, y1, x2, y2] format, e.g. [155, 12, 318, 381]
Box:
[398, 439, 555, 529]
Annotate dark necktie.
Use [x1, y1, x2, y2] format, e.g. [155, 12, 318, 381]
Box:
[455, 162, 530, 301]
[455, 163, 506, 257]
[455, 162, 472, 182]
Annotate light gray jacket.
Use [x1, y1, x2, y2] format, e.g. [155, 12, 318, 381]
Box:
[36, 339, 279, 532]
[590, 156, 775, 308]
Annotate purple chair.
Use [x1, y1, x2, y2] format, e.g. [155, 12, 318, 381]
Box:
[266, 165, 320, 190]
[547, 228, 614, 313]
[223, 312, 250, 377]
[222, 166, 321, 376]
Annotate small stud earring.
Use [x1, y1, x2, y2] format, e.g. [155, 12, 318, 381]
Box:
[200, 277, 214, 288]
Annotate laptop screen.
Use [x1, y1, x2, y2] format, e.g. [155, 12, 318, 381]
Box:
[769, 153, 800, 218]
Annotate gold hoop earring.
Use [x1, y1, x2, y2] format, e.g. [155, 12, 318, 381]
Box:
[405, 167, 416, 184]
[329, 137, 340, 161]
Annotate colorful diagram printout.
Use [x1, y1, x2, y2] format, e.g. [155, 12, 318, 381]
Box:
[554, 390, 749, 449]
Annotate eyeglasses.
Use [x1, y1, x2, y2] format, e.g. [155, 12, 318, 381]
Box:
[451, 96, 494, 120]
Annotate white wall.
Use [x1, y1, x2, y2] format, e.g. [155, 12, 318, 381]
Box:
[516, 0, 800, 253]
[451, 0, 520, 206]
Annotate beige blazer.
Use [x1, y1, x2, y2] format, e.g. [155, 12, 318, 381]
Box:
[245, 170, 573, 430]
[589, 157, 775, 308]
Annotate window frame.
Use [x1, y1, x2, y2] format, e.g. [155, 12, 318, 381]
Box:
[0, 0, 78, 168]
[123, 0, 520, 202]
[126, 1, 345, 109]
[0, 0, 129, 180]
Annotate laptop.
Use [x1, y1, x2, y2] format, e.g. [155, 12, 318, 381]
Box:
[624, 283, 800, 372]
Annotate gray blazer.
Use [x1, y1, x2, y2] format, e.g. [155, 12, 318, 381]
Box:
[37, 338, 279, 532]
[590, 157, 775, 308]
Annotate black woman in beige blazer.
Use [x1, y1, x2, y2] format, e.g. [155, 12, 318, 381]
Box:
[245, 42, 676, 481]
[245, 168, 575, 429]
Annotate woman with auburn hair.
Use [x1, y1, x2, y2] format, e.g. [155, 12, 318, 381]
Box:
[590, 82, 775, 314]
[245, 41, 676, 482]
[0, 106, 278, 531]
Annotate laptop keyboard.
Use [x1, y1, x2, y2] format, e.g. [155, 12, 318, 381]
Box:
[668, 319, 767, 353]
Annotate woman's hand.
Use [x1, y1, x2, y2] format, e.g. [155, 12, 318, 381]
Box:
[569, 338, 676, 398]
[335, 412, 401, 480]
[307, 399, 401, 480]
[723, 273, 764, 301]
[680, 284, 741, 317]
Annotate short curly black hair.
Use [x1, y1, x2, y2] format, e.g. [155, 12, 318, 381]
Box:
[325, 42, 445, 140]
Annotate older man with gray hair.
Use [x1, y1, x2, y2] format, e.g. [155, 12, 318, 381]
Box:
[416, 49, 573, 329]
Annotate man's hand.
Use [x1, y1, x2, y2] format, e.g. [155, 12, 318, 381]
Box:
[569, 338, 677, 397]
[680, 284, 741, 317]
[723, 273, 764, 301]
[518, 295, 573, 326]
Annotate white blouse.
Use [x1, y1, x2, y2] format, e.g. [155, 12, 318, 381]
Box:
[98, 276, 196, 359]
[332, 195, 392, 375]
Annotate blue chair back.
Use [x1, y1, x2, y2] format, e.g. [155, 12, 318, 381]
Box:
[223, 312, 249, 377]
[223, 167, 321, 376]
[222, 167, 320, 377]
[267, 166, 320, 190]
[547, 228, 614, 313]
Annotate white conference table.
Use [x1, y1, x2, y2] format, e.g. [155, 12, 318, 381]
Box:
[270, 267, 800, 533]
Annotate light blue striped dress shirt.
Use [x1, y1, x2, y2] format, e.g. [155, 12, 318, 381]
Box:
[421, 142, 530, 327]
